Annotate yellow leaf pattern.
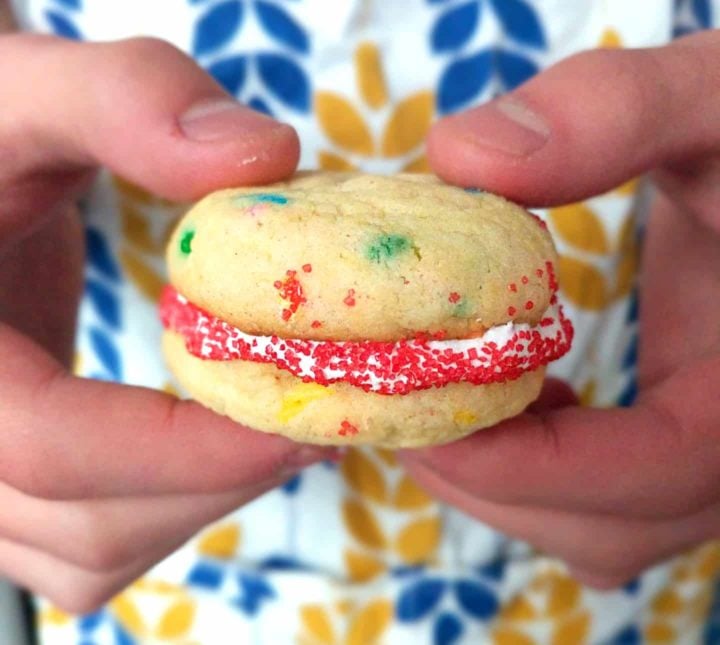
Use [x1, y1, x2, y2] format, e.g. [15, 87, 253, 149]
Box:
[119, 249, 165, 302]
[316, 93, 375, 155]
[558, 256, 608, 311]
[354, 42, 388, 109]
[492, 628, 536, 645]
[394, 516, 441, 564]
[299, 606, 336, 645]
[599, 28, 622, 48]
[645, 622, 676, 642]
[381, 91, 434, 156]
[318, 151, 358, 171]
[393, 475, 433, 510]
[551, 612, 590, 645]
[546, 576, 581, 617]
[550, 204, 609, 254]
[341, 449, 388, 504]
[345, 599, 392, 645]
[39, 607, 72, 626]
[197, 523, 240, 559]
[342, 499, 386, 549]
[121, 201, 162, 254]
[155, 599, 196, 639]
[402, 154, 431, 173]
[110, 595, 146, 636]
[344, 549, 386, 582]
[651, 589, 683, 615]
[500, 596, 538, 621]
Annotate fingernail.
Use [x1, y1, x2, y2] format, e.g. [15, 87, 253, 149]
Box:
[458, 97, 550, 157]
[179, 98, 282, 142]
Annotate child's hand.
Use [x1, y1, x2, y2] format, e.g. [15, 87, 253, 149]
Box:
[0, 34, 329, 612]
[401, 30, 720, 588]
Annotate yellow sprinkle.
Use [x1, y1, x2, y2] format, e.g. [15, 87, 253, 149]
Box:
[453, 410, 478, 427]
[278, 383, 333, 422]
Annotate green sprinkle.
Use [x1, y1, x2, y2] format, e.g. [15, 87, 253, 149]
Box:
[367, 234, 412, 263]
[180, 229, 195, 256]
[452, 299, 471, 318]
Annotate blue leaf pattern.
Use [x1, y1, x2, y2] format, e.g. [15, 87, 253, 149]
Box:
[235, 574, 276, 615]
[256, 53, 310, 111]
[79, 612, 104, 631]
[495, 48, 538, 89]
[113, 624, 136, 645]
[396, 579, 446, 621]
[618, 379, 637, 407]
[86, 280, 121, 330]
[86, 229, 121, 282]
[489, 0, 546, 49]
[431, 1, 480, 53]
[437, 50, 492, 114]
[281, 474, 302, 494]
[192, 0, 244, 56]
[476, 559, 505, 581]
[621, 335, 637, 370]
[608, 625, 642, 645]
[187, 561, 224, 589]
[88, 327, 122, 381]
[704, 577, 720, 643]
[208, 55, 248, 94]
[52, 0, 81, 8]
[45, 10, 82, 39]
[692, 0, 712, 26]
[248, 95, 273, 115]
[453, 580, 498, 619]
[255, 1, 310, 53]
[433, 612, 463, 645]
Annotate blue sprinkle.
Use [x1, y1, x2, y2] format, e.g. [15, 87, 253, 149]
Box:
[464, 187, 485, 194]
[238, 193, 289, 205]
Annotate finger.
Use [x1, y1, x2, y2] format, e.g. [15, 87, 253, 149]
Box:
[400, 354, 720, 520]
[407, 459, 718, 588]
[428, 30, 720, 205]
[526, 377, 578, 414]
[0, 34, 299, 240]
[0, 323, 331, 499]
[0, 475, 284, 572]
[0, 206, 83, 365]
[0, 535, 188, 614]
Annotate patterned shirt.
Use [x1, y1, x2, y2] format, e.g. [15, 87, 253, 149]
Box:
[10, 0, 720, 642]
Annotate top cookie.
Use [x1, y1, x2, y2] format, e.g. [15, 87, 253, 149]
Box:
[167, 172, 557, 341]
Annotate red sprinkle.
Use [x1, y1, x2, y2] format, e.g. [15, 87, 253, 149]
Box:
[521, 276, 529, 285]
[508, 306, 517, 316]
[536, 268, 544, 278]
[529, 212, 548, 230]
[525, 301, 534, 310]
[311, 320, 322, 329]
[159, 274, 573, 397]
[343, 289, 356, 307]
[449, 292, 461, 304]
[508, 283, 517, 293]
[274, 269, 307, 321]
[302, 264, 312, 273]
[338, 420, 359, 436]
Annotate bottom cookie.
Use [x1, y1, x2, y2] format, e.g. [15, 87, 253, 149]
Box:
[163, 331, 545, 448]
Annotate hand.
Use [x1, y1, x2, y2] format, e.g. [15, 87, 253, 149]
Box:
[0, 34, 331, 613]
[401, 30, 720, 588]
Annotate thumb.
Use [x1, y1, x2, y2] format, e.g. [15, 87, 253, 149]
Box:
[427, 30, 720, 205]
[0, 34, 299, 204]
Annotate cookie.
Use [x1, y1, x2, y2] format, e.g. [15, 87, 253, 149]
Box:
[160, 172, 573, 447]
